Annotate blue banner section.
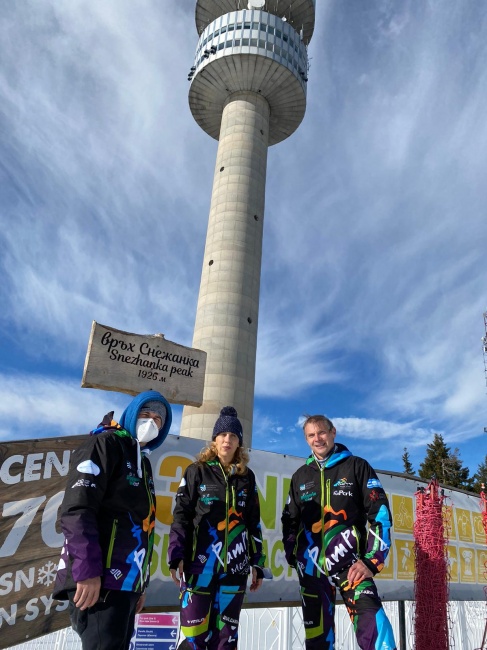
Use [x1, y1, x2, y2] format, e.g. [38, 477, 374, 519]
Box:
[137, 627, 178, 640]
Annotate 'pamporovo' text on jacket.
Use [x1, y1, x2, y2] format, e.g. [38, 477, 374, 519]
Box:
[168, 461, 266, 579]
[281, 443, 392, 578]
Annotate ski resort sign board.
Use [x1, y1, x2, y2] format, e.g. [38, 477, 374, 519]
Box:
[81, 321, 206, 406]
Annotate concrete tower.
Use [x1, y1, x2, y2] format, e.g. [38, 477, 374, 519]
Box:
[181, 0, 316, 446]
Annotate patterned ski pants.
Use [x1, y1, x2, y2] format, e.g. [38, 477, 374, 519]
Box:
[179, 573, 247, 650]
[299, 568, 396, 650]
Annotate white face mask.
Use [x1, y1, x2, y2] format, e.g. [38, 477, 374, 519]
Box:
[136, 418, 159, 445]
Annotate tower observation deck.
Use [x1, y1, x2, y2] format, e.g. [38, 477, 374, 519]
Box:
[180, 0, 316, 446]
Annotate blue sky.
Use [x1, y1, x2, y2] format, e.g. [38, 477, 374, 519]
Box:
[0, 1, 486, 478]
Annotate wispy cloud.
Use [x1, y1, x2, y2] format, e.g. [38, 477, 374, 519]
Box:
[254, 0, 487, 458]
[0, 372, 183, 443]
[0, 373, 127, 441]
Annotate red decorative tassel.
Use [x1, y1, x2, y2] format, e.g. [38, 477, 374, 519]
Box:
[414, 479, 450, 650]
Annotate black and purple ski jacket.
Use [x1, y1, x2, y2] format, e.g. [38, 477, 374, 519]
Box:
[282, 443, 393, 579]
[53, 425, 156, 599]
[168, 460, 266, 579]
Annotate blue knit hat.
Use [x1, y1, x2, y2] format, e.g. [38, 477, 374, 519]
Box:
[212, 406, 243, 446]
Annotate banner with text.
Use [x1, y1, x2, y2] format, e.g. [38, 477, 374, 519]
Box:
[0, 437, 86, 647]
[0, 435, 485, 648]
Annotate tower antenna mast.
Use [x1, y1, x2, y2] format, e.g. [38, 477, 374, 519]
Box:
[483, 311, 487, 396]
[483, 311, 487, 435]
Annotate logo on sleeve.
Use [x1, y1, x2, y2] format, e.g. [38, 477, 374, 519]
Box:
[77, 460, 101, 476]
[367, 478, 383, 489]
[369, 489, 386, 502]
[72, 479, 96, 489]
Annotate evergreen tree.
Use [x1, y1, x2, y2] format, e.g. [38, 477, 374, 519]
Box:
[446, 448, 473, 491]
[418, 433, 472, 490]
[472, 454, 487, 493]
[418, 433, 450, 482]
[402, 447, 414, 475]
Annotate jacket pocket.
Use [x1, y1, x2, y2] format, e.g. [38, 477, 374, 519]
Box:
[191, 525, 199, 561]
[294, 528, 303, 555]
[106, 519, 118, 568]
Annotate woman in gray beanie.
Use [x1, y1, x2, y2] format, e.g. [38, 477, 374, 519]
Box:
[168, 406, 267, 649]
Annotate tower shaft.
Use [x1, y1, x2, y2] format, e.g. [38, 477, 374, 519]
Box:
[181, 92, 269, 445]
[181, 3, 315, 444]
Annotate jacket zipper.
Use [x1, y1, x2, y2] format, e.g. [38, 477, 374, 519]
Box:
[218, 462, 230, 572]
[141, 460, 155, 587]
[325, 476, 331, 575]
[143, 460, 155, 514]
[318, 464, 331, 576]
[224, 472, 229, 571]
[320, 468, 326, 574]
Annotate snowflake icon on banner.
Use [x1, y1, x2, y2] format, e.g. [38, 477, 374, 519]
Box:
[37, 561, 57, 587]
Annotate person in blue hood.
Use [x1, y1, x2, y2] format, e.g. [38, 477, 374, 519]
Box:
[53, 390, 172, 650]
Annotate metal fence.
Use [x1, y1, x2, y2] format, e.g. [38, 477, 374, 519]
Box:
[7, 601, 486, 650]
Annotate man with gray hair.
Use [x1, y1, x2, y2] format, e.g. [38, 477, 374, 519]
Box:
[282, 414, 396, 650]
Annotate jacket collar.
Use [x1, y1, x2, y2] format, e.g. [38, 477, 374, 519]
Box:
[305, 443, 352, 469]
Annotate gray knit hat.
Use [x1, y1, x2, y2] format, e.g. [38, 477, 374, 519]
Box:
[212, 406, 243, 446]
[139, 399, 167, 431]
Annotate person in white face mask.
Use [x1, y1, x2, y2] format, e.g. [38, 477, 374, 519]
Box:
[136, 403, 166, 446]
[136, 416, 160, 445]
[53, 391, 172, 650]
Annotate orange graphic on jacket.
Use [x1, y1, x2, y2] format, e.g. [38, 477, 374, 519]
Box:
[217, 507, 243, 532]
[143, 504, 156, 533]
[311, 505, 347, 533]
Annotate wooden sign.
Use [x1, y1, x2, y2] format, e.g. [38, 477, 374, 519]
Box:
[81, 322, 206, 406]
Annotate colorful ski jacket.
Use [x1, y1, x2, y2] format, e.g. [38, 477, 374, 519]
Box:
[168, 461, 266, 580]
[53, 391, 172, 600]
[281, 443, 392, 579]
